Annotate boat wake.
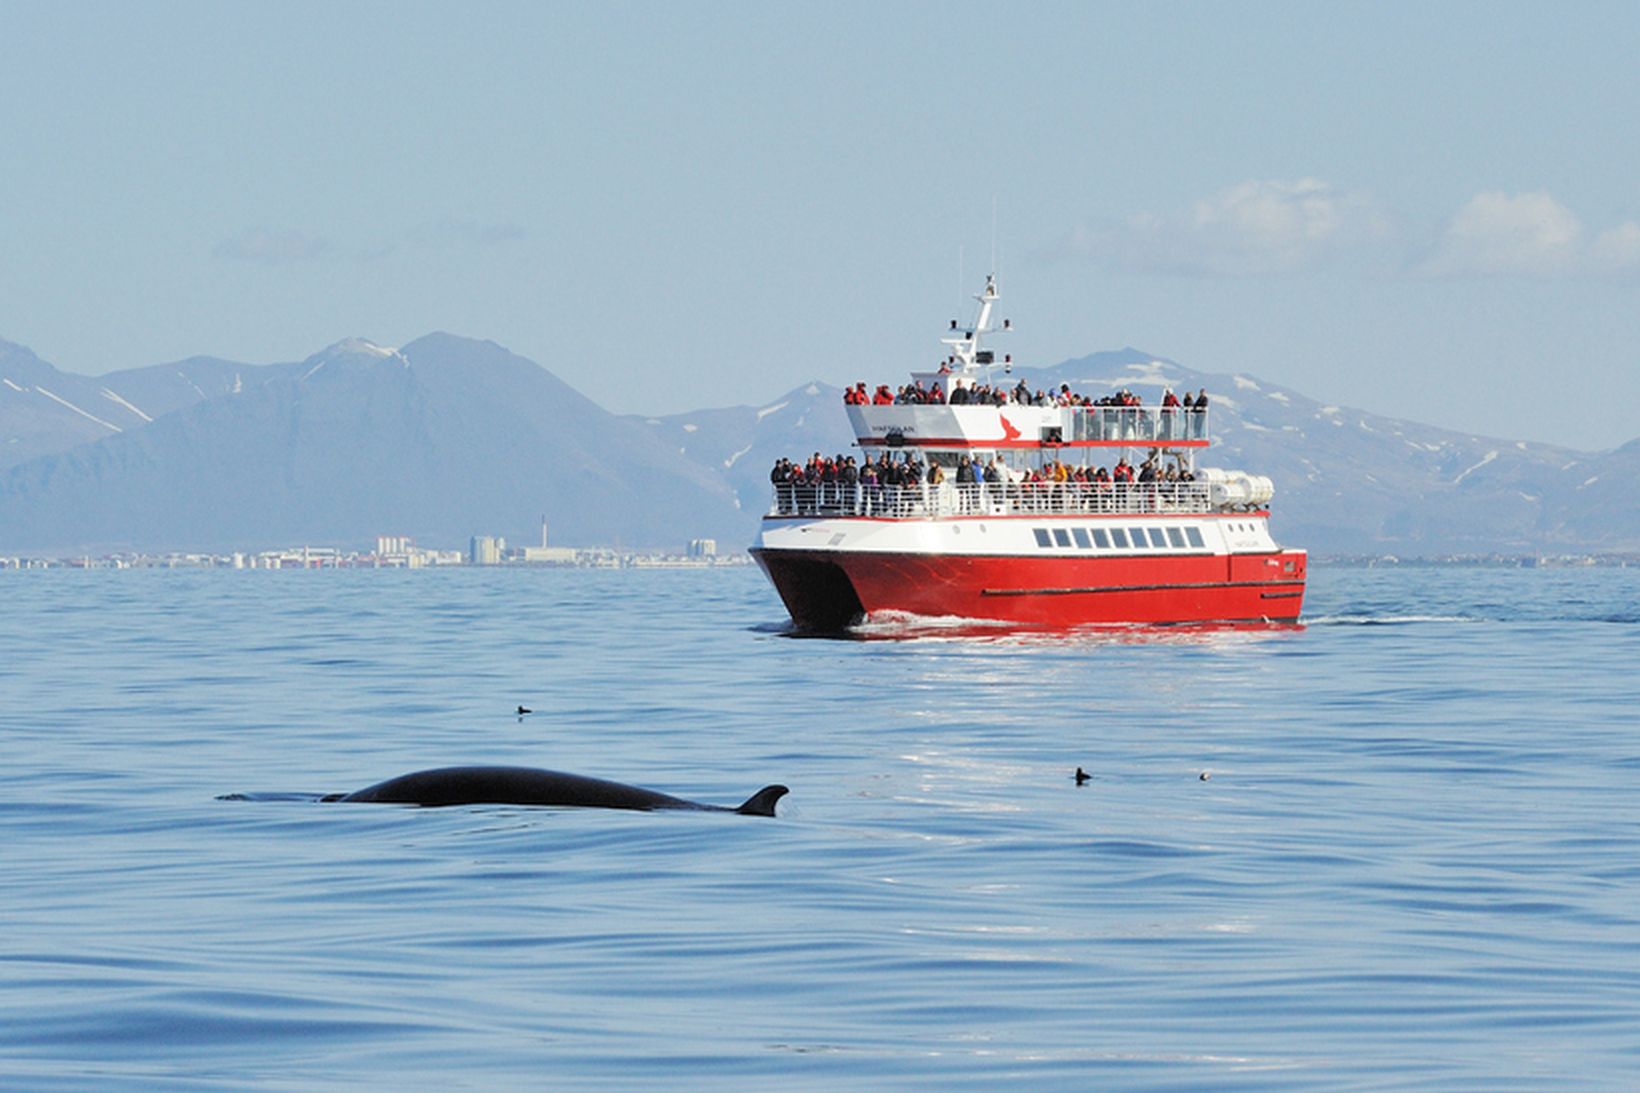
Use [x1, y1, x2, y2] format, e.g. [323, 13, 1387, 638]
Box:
[839, 610, 1302, 644]
[1312, 609, 1640, 626]
[1307, 613, 1478, 626]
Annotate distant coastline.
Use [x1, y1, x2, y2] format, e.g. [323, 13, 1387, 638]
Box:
[1, 550, 1631, 572]
[0, 546, 753, 571]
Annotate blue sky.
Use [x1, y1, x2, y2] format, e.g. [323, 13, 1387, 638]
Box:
[3, 1, 1637, 447]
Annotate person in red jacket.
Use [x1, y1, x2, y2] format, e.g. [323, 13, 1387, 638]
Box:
[1160, 387, 1180, 438]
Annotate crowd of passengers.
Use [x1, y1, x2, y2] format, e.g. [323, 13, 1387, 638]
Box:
[768, 451, 1200, 515]
[843, 375, 1209, 414]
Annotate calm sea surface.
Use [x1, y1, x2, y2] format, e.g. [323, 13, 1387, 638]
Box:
[3, 563, 1638, 1089]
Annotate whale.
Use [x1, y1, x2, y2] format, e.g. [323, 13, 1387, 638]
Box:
[313, 765, 788, 816]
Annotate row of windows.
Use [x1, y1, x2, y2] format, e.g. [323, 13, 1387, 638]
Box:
[1031, 524, 1208, 551]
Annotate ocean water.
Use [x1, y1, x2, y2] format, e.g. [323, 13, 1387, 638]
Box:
[3, 563, 1638, 1089]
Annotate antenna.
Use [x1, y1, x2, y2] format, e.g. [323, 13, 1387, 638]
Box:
[990, 196, 999, 279]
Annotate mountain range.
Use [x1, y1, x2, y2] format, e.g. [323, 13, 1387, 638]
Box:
[2, 332, 1636, 556]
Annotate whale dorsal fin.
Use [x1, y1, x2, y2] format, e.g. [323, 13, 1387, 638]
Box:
[735, 784, 789, 817]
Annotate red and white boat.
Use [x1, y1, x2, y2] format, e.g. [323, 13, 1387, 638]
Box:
[751, 276, 1307, 630]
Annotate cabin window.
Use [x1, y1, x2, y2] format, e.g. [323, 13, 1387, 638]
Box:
[1092, 528, 1111, 549]
[1128, 528, 1147, 549]
[1110, 528, 1129, 549]
[1166, 527, 1186, 548]
[1052, 528, 1071, 547]
[1184, 526, 1205, 548]
[1071, 528, 1091, 549]
[1033, 528, 1051, 548]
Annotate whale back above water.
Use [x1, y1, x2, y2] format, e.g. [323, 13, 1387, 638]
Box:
[326, 765, 788, 816]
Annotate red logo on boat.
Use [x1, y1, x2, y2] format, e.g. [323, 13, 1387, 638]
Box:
[998, 414, 1021, 441]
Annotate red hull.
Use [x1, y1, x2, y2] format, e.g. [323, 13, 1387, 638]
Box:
[752, 547, 1306, 630]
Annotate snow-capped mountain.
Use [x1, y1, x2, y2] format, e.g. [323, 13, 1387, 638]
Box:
[1028, 351, 1638, 555]
[0, 338, 295, 470]
[0, 334, 1635, 556]
[0, 334, 741, 553]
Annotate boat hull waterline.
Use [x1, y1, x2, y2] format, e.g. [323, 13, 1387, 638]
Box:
[753, 545, 1305, 631]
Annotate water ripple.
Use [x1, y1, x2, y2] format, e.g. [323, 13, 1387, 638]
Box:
[1, 564, 1637, 1086]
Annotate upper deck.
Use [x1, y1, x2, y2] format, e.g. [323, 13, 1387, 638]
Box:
[844, 274, 1210, 453]
[848, 401, 1208, 450]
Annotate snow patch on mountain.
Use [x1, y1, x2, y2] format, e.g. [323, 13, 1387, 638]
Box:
[1121, 360, 1178, 387]
[1452, 450, 1498, 484]
[35, 387, 121, 432]
[100, 388, 153, 423]
[336, 337, 398, 359]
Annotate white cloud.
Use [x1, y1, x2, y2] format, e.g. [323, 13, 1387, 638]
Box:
[213, 228, 329, 264]
[1065, 183, 1640, 280]
[1418, 192, 1640, 278]
[1420, 191, 1582, 276]
[215, 221, 526, 265]
[1588, 221, 1640, 275]
[408, 220, 527, 248]
[1065, 178, 1393, 276]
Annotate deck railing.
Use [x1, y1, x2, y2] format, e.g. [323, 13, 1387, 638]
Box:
[850, 403, 1208, 446]
[1064, 406, 1206, 443]
[768, 480, 1217, 519]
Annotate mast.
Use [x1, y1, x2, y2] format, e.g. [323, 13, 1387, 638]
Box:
[939, 274, 1009, 375]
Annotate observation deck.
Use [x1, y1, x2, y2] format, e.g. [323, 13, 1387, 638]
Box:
[767, 470, 1271, 521]
[848, 402, 1208, 450]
